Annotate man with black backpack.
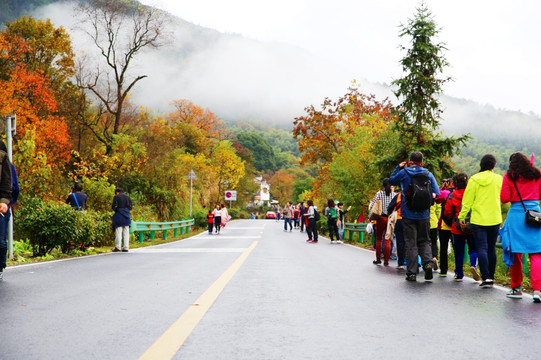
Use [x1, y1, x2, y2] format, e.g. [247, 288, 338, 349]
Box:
[389, 151, 440, 281]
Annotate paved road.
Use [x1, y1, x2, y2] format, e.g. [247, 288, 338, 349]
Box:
[2, 219, 541, 359]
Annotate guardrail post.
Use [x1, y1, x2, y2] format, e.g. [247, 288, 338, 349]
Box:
[138, 232, 144, 243]
[163, 230, 168, 240]
[150, 231, 155, 241]
[174, 228, 178, 237]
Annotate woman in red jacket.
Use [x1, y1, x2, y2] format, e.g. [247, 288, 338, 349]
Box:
[500, 152, 541, 302]
[444, 173, 480, 282]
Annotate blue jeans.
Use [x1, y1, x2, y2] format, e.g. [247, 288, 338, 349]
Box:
[0, 208, 11, 270]
[472, 224, 499, 280]
[452, 233, 477, 278]
[284, 218, 292, 231]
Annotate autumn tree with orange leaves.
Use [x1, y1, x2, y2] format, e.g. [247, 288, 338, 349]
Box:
[0, 33, 71, 166]
[293, 86, 395, 167]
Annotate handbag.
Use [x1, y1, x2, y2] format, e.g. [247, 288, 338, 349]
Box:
[512, 179, 541, 227]
[368, 199, 382, 221]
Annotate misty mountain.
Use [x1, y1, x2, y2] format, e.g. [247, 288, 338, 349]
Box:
[9, 0, 541, 151]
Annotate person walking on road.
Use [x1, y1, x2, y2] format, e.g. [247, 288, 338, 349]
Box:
[371, 178, 396, 265]
[444, 173, 480, 282]
[434, 178, 454, 277]
[112, 187, 133, 252]
[213, 204, 222, 234]
[325, 199, 341, 243]
[500, 152, 541, 302]
[337, 202, 351, 241]
[389, 151, 440, 281]
[299, 202, 307, 232]
[0, 141, 14, 280]
[207, 209, 214, 235]
[305, 200, 318, 243]
[283, 202, 293, 231]
[293, 204, 301, 229]
[458, 154, 502, 288]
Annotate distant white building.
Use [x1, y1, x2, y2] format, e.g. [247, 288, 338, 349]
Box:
[254, 176, 271, 205]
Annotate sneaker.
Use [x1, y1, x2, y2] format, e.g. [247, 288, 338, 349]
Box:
[506, 287, 522, 299]
[480, 279, 494, 288]
[432, 258, 439, 271]
[311, 240, 318, 243]
[439, 273, 447, 277]
[330, 240, 336, 244]
[424, 264, 433, 280]
[470, 266, 481, 281]
[336, 240, 343, 244]
[384, 262, 389, 266]
[454, 275, 463, 282]
[373, 260, 382, 265]
[533, 291, 541, 303]
[306, 239, 313, 243]
[396, 265, 405, 270]
[122, 249, 129, 252]
[112, 248, 121, 252]
[405, 274, 417, 281]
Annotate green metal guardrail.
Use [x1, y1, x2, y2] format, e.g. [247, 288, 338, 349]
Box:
[130, 219, 195, 243]
[343, 222, 368, 243]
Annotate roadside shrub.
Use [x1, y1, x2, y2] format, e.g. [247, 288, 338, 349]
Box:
[192, 209, 208, 229]
[17, 198, 115, 255]
[82, 177, 116, 212]
[17, 199, 79, 256]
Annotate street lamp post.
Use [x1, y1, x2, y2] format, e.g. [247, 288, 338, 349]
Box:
[187, 170, 197, 217]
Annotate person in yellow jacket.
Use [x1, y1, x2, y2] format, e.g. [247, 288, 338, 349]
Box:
[429, 203, 441, 271]
[458, 154, 503, 288]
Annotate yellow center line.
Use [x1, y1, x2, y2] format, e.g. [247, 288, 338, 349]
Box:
[139, 240, 258, 360]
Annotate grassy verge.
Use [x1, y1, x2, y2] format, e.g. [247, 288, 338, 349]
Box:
[6, 228, 205, 267]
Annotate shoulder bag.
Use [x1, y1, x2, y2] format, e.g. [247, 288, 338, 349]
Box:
[512, 179, 541, 227]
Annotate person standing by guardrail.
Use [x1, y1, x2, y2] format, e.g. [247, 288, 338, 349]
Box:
[112, 187, 133, 252]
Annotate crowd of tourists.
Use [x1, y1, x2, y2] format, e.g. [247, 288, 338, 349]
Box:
[364, 151, 541, 303]
[273, 200, 351, 244]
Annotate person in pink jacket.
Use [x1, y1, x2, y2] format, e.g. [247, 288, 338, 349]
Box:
[500, 152, 541, 302]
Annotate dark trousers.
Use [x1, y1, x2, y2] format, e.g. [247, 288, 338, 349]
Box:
[395, 220, 405, 267]
[430, 228, 439, 259]
[402, 218, 433, 275]
[0, 208, 10, 270]
[284, 218, 292, 231]
[452, 233, 477, 278]
[214, 216, 222, 233]
[208, 223, 213, 234]
[300, 213, 306, 231]
[327, 219, 339, 241]
[307, 218, 318, 241]
[438, 229, 452, 274]
[472, 224, 499, 281]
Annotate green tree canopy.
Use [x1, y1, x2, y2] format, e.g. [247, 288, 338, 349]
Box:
[236, 132, 277, 171]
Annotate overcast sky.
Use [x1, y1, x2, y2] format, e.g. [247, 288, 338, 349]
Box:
[138, 0, 541, 116]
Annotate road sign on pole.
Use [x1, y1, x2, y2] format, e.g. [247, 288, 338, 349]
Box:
[225, 190, 237, 201]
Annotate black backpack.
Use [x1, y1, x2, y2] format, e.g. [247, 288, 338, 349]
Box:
[314, 209, 321, 221]
[405, 170, 433, 211]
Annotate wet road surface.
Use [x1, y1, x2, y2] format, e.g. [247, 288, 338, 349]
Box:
[1, 219, 540, 359]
